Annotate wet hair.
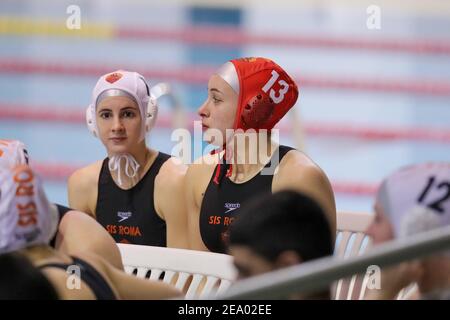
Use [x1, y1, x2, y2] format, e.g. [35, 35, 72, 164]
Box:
[0, 252, 59, 300]
[229, 190, 333, 262]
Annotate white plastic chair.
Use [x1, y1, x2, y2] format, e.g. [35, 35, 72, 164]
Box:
[334, 211, 373, 300]
[118, 212, 416, 300]
[117, 244, 237, 299]
[333, 211, 418, 300]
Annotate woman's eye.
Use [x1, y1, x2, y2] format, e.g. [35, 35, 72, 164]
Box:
[100, 112, 111, 119]
[122, 111, 136, 118]
[212, 97, 222, 104]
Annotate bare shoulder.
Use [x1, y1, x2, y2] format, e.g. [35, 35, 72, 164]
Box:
[156, 157, 187, 186]
[274, 149, 337, 233]
[186, 153, 220, 193]
[275, 150, 328, 186]
[67, 160, 103, 213]
[280, 149, 317, 167]
[154, 157, 187, 215]
[68, 160, 103, 191]
[58, 209, 90, 227]
[187, 152, 220, 178]
[185, 153, 220, 208]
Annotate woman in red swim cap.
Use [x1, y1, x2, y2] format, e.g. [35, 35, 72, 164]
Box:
[185, 57, 336, 253]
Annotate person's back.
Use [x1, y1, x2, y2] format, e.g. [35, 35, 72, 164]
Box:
[24, 245, 178, 300]
[0, 163, 181, 300]
[0, 252, 58, 300]
[0, 139, 124, 270]
[54, 208, 124, 270]
[24, 245, 116, 300]
[228, 190, 334, 299]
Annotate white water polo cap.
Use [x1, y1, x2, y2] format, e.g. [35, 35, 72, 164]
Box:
[0, 164, 59, 253]
[86, 70, 158, 141]
[0, 139, 29, 169]
[376, 162, 450, 238]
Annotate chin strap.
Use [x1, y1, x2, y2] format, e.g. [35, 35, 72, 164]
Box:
[108, 154, 141, 187]
[210, 146, 233, 186]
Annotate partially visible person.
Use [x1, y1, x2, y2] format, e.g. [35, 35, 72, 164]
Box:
[0, 163, 181, 300]
[0, 252, 59, 300]
[0, 139, 123, 269]
[68, 70, 187, 248]
[0, 140, 72, 228]
[228, 190, 334, 299]
[365, 162, 450, 300]
[53, 208, 124, 270]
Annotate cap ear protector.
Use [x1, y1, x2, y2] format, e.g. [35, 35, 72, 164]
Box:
[240, 93, 275, 130]
[140, 76, 158, 133]
[86, 102, 97, 137]
[86, 75, 158, 138]
[145, 93, 158, 132]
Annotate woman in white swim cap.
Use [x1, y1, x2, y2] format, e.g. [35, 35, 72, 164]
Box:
[68, 70, 188, 248]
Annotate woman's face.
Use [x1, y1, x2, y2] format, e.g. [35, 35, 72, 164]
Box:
[366, 202, 395, 244]
[197, 75, 238, 146]
[96, 96, 142, 154]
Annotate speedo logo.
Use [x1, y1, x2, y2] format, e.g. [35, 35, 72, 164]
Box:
[117, 211, 132, 223]
[224, 203, 240, 213]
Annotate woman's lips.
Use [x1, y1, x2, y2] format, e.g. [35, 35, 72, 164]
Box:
[110, 137, 127, 143]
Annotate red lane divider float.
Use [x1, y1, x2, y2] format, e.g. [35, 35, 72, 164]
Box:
[1, 60, 450, 96]
[32, 162, 78, 182]
[304, 122, 450, 143]
[115, 26, 450, 56]
[1, 103, 450, 143]
[31, 160, 378, 197]
[0, 106, 84, 123]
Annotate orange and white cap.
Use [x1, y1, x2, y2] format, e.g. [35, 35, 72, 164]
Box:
[0, 139, 29, 169]
[0, 164, 58, 254]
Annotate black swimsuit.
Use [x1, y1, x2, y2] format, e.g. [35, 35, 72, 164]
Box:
[49, 204, 72, 248]
[199, 145, 294, 253]
[95, 153, 170, 245]
[39, 256, 116, 300]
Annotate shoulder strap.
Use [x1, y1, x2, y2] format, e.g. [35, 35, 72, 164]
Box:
[38, 262, 70, 271]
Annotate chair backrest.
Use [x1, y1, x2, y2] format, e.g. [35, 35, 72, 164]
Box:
[117, 244, 237, 299]
[119, 212, 414, 300]
[334, 211, 373, 300]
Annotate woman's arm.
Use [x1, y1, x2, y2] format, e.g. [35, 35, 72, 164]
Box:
[105, 262, 182, 300]
[273, 150, 337, 237]
[154, 158, 189, 249]
[56, 210, 124, 270]
[67, 161, 102, 217]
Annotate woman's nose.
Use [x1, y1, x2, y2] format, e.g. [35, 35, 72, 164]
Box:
[198, 100, 210, 118]
[111, 116, 125, 132]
